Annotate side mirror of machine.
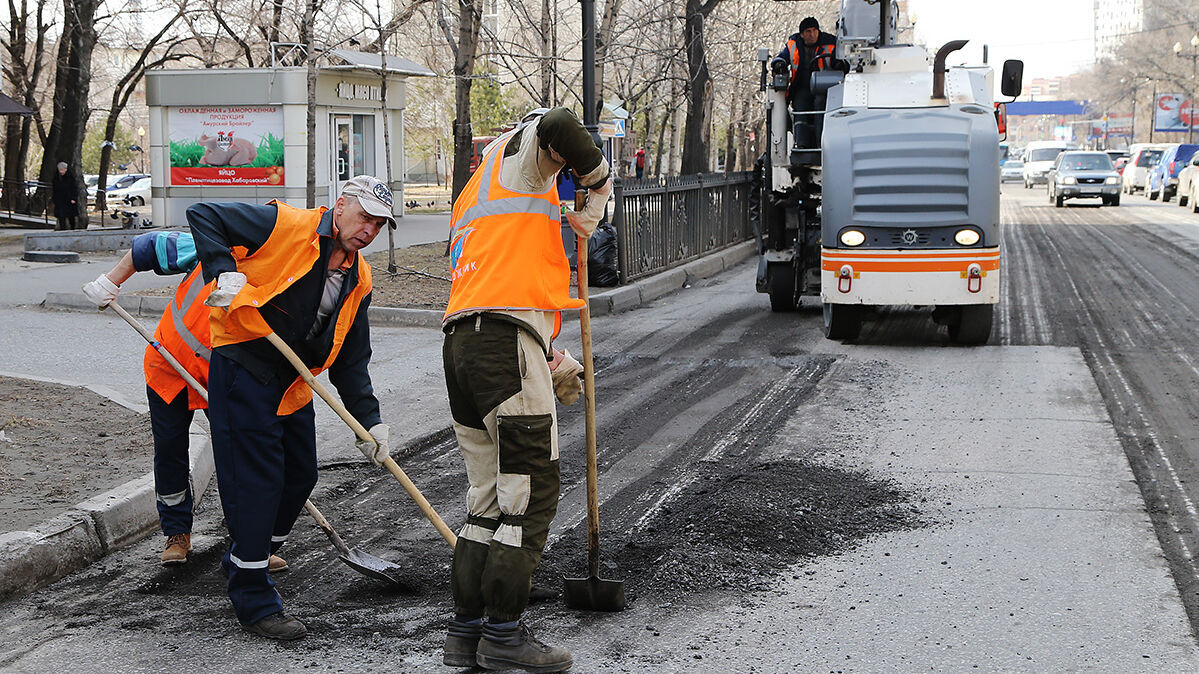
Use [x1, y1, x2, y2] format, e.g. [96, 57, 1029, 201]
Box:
[1000, 59, 1024, 99]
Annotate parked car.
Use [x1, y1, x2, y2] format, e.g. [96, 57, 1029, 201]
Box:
[87, 173, 135, 205]
[1178, 152, 1199, 211]
[106, 175, 151, 206]
[1148, 144, 1199, 202]
[1022, 141, 1070, 187]
[1001, 159, 1024, 182]
[1046, 151, 1121, 207]
[1122, 144, 1166, 194]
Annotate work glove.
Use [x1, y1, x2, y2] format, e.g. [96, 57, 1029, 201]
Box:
[355, 423, 390, 466]
[81, 274, 120, 308]
[204, 271, 247, 307]
[564, 178, 612, 239]
[549, 349, 584, 406]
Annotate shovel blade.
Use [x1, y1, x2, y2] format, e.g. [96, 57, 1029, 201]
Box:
[562, 575, 627, 612]
[339, 548, 403, 585]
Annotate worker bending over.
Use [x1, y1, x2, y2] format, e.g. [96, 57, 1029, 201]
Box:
[187, 176, 394, 641]
[81, 232, 287, 573]
[441, 107, 610, 672]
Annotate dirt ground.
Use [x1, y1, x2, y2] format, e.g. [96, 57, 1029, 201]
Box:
[0, 376, 152, 532]
[361, 243, 452, 309]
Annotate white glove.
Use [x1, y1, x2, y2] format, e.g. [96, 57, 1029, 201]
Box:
[550, 349, 584, 406]
[564, 179, 612, 239]
[82, 274, 120, 308]
[356, 423, 390, 466]
[204, 271, 246, 307]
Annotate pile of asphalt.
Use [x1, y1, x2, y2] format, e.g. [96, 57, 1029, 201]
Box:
[536, 459, 925, 602]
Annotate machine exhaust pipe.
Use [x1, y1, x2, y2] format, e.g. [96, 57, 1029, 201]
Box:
[932, 40, 969, 100]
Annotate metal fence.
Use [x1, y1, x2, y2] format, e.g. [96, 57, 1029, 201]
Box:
[0, 178, 53, 228]
[612, 171, 754, 283]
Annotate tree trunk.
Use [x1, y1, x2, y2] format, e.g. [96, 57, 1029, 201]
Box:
[539, 0, 551, 106]
[38, 0, 99, 228]
[451, 0, 482, 202]
[304, 0, 317, 207]
[594, 0, 622, 118]
[654, 108, 669, 178]
[680, 0, 715, 174]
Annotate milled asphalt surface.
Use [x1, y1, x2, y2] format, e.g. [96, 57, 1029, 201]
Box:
[2, 193, 1199, 670]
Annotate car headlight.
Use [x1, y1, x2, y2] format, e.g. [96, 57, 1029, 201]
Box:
[840, 230, 865, 247]
[1062, 176, 1076, 185]
[954, 229, 980, 246]
[1105, 176, 1119, 184]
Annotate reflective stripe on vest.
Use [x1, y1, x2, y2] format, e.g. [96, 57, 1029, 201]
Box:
[443, 130, 585, 332]
[208, 200, 373, 417]
[145, 265, 214, 411]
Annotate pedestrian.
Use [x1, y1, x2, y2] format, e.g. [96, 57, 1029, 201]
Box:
[51, 161, 79, 231]
[80, 232, 289, 572]
[635, 147, 646, 179]
[441, 106, 610, 672]
[187, 175, 396, 641]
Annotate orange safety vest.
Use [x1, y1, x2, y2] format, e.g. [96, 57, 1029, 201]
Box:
[787, 39, 835, 86]
[209, 200, 373, 416]
[145, 266, 213, 411]
[443, 129, 584, 337]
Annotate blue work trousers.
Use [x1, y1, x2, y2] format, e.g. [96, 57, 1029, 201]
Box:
[207, 351, 318, 626]
[147, 386, 199, 536]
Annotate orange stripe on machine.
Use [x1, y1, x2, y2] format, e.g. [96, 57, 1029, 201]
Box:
[822, 250, 1001, 274]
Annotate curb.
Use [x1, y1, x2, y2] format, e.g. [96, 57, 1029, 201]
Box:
[40, 240, 757, 328]
[0, 422, 213, 603]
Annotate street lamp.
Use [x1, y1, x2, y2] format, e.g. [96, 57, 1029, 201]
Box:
[1173, 35, 1199, 144]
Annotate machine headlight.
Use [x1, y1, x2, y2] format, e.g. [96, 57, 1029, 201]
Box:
[954, 229, 980, 246]
[1105, 176, 1120, 184]
[1062, 176, 1076, 185]
[840, 230, 865, 247]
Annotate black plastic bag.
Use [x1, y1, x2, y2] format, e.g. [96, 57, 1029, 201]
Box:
[587, 221, 620, 287]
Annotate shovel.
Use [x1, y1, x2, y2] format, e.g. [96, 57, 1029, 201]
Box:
[562, 231, 626, 612]
[105, 300, 403, 585]
[263, 331, 458, 549]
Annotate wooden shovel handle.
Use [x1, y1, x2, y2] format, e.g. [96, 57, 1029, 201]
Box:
[264, 332, 458, 549]
[577, 234, 602, 578]
[108, 301, 208, 403]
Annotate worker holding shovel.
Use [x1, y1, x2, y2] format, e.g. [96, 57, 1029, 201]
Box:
[442, 107, 610, 672]
[187, 176, 395, 641]
[81, 232, 287, 574]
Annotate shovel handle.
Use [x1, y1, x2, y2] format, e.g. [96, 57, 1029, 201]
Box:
[107, 301, 209, 403]
[577, 234, 602, 579]
[304, 499, 352, 557]
[264, 332, 458, 549]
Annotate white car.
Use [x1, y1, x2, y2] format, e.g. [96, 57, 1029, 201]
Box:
[107, 175, 151, 206]
[1000, 159, 1023, 182]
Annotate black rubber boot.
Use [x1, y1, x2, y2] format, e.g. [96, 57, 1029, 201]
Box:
[443, 619, 483, 667]
[242, 612, 307, 641]
[476, 622, 572, 673]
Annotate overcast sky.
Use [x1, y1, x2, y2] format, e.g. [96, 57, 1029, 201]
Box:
[906, 0, 1095, 81]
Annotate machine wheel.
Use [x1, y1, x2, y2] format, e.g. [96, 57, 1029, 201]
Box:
[822, 302, 861, 341]
[131, 196, 145, 206]
[948, 304, 993, 345]
[767, 263, 798, 312]
[1055, 193, 1064, 208]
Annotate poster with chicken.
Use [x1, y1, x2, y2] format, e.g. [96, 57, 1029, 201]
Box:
[169, 106, 285, 186]
[1154, 93, 1196, 133]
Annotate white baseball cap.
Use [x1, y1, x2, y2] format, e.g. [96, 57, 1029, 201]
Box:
[340, 175, 396, 228]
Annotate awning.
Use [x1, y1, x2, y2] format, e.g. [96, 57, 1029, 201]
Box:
[1005, 100, 1090, 117]
[325, 49, 435, 77]
[0, 91, 33, 116]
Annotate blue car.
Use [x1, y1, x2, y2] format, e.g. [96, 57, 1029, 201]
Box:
[1148, 144, 1199, 202]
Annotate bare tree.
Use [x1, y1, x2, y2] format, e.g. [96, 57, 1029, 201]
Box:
[437, 0, 483, 200]
[1, 0, 50, 211]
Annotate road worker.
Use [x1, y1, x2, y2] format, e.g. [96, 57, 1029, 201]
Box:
[441, 107, 610, 672]
[187, 175, 394, 641]
[81, 232, 286, 574]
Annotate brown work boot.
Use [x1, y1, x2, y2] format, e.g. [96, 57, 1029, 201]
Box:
[476, 622, 572, 673]
[443, 619, 483, 667]
[242, 611, 307, 641]
[268, 554, 289, 573]
[160, 533, 191, 566]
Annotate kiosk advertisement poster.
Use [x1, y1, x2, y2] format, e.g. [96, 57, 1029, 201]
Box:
[169, 106, 284, 185]
[1154, 93, 1197, 133]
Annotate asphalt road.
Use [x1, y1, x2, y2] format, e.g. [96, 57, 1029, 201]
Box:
[3, 187, 1199, 671]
